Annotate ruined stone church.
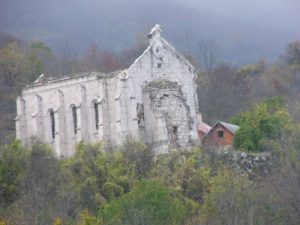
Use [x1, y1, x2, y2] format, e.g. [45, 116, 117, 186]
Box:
[16, 25, 199, 157]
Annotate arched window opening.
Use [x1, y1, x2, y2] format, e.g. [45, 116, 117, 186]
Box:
[50, 109, 55, 139]
[72, 106, 78, 134]
[94, 102, 99, 130]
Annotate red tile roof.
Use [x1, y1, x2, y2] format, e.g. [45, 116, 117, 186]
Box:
[198, 122, 211, 133]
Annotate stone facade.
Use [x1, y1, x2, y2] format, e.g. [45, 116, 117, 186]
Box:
[15, 25, 199, 156]
[142, 80, 193, 153]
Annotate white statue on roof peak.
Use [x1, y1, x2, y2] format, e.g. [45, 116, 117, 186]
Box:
[148, 24, 163, 45]
[148, 24, 162, 36]
[148, 24, 166, 59]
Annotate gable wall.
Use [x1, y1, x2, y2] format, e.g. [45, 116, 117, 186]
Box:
[202, 124, 235, 147]
[127, 39, 198, 138]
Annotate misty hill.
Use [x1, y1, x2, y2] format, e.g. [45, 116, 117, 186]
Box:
[0, 0, 299, 65]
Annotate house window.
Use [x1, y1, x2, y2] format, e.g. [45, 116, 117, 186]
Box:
[50, 109, 55, 139]
[72, 106, 78, 134]
[217, 130, 224, 138]
[157, 63, 162, 68]
[94, 102, 99, 130]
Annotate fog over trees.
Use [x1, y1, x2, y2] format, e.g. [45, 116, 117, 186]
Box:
[0, 0, 299, 65]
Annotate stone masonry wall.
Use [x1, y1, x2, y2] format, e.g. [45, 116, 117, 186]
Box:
[142, 80, 192, 153]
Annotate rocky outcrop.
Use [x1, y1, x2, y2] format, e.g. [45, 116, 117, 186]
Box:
[209, 147, 273, 178]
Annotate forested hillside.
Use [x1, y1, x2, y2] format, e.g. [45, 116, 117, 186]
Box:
[0, 138, 299, 224]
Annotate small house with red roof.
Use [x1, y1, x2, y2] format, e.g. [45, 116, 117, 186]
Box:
[202, 121, 239, 147]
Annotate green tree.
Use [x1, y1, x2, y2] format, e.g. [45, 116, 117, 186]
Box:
[282, 41, 300, 65]
[232, 97, 291, 152]
[150, 147, 211, 206]
[262, 125, 300, 225]
[201, 168, 286, 225]
[121, 141, 154, 178]
[0, 41, 57, 144]
[13, 142, 77, 225]
[26, 41, 57, 81]
[65, 142, 108, 213]
[0, 42, 27, 89]
[65, 142, 133, 213]
[78, 210, 102, 225]
[101, 181, 187, 225]
[0, 141, 26, 206]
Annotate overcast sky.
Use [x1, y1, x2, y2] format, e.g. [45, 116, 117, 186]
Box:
[175, 0, 300, 29]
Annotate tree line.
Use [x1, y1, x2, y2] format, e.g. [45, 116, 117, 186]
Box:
[0, 136, 299, 225]
[196, 40, 300, 124]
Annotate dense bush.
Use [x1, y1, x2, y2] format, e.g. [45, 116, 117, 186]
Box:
[232, 97, 292, 152]
[101, 181, 187, 225]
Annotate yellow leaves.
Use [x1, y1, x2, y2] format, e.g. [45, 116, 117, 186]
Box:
[95, 192, 107, 208]
[0, 218, 16, 225]
[238, 64, 259, 77]
[53, 218, 63, 225]
[79, 210, 102, 225]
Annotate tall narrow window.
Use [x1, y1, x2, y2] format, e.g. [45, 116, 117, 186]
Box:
[50, 110, 55, 139]
[94, 102, 99, 130]
[72, 106, 78, 134]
